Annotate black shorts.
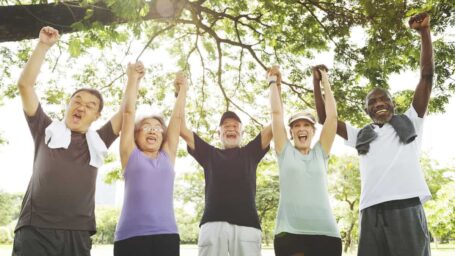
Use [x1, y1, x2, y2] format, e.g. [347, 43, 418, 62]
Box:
[274, 232, 342, 256]
[12, 226, 92, 256]
[114, 233, 180, 256]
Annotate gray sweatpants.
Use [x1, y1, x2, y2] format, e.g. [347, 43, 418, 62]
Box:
[12, 226, 92, 256]
[357, 197, 431, 256]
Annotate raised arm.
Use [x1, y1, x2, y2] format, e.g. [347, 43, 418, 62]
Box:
[318, 69, 338, 155]
[179, 76, 195, 151]
[162, 72, 188, 164]
[312, 65, 347, 139]
[119, 62, 145, 169]
[268, 66, 287, 154]
[109, 63, 147, 136]
[18, 26, 59, 116]
[409, 13, 434, 117]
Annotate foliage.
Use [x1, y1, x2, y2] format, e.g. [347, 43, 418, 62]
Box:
[91, 207, 120, 244]
[174, 164, 205, 243]
[328, 155, 361, 253]
[0, 191, 22, 226]
[423, 161, 455, 244]
[0, 192, 22, 244]
[0, 0, 454, 131]
[255, 156, 279, 246]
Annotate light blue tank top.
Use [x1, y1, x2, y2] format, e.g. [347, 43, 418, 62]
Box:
[115, 147, 178, 241]
[275, 141, 340, 238]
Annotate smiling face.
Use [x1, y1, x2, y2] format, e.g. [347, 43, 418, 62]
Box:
[218, 118, 243, 149]
[65, 91, 101, 133]
[365, 88, 395, 125]
[135, 118, 166, 153]
[290, 119, 315, 153]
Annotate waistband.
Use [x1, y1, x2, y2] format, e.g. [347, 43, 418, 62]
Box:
[369, 197, 420, 211]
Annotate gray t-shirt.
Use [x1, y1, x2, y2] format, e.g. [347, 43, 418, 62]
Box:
[15, 104, 118, 234]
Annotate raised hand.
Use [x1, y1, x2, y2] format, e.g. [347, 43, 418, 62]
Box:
[39, 26, 60, 47]
[319, 68, 330, 88]
[174, 71, 188, 97]
[312, 64, 329, 81]
[409, 12, 430, 32]
[267, 65, 282, 87]
[127, 61, 145, 82]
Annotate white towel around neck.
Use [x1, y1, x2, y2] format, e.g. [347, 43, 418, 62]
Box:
[44, 121, 108, 168]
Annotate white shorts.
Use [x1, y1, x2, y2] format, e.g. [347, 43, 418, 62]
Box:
[198, 221, 262, 256]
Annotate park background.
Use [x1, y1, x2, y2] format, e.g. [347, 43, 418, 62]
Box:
[0, 0, 454, 255]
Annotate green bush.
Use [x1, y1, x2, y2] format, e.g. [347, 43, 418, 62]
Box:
[92, 207, 120, 244]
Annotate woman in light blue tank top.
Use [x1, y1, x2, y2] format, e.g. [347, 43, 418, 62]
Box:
[113, 66, 188, 256]
[268, 65, 341, 256]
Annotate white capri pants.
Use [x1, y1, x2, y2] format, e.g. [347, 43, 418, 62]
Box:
[198, 221, 262, 256]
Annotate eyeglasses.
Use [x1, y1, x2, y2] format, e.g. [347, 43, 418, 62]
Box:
[141, 125, 164, 133]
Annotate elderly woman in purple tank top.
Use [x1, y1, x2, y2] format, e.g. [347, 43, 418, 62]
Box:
[113, 66, 188, 256]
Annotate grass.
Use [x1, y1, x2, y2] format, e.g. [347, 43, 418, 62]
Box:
[1, 243, 454, 256]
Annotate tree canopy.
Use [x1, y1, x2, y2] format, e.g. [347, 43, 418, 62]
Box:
[0, 0, 454, 137]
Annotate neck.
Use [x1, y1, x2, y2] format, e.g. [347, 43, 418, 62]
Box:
[143, 149, 159, 159]
[297, 146, 310, 155]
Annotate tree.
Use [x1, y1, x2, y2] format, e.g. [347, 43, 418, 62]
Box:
[0, 0, 454, 132]
[0, 0, 185, 42]
[255, 157, 279, 245]
[91, 206, 120, 244]
[328, 155, 361, 253]
[421, 157, 455, 244]
[0, 191, 22, 226]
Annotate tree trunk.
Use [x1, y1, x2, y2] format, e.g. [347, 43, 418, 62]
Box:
[0, 0, 185, 42]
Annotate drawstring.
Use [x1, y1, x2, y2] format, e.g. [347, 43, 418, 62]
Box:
[375, 204, 388, 227]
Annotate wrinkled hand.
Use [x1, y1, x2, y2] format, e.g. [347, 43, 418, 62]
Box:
[174, 71, 188, 97]
[127, 61, 145, 82]
[312, 64, 329, 81]
[409, 12, 430, 32]
[267, 65, 282, 87]
[39, 26, 60, 47]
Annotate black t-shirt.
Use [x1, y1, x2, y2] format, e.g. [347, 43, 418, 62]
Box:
[15, 104, 118, 234]
[188, 132, 269, 230]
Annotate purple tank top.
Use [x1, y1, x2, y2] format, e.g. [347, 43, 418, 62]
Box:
[115, 147, 178, 241]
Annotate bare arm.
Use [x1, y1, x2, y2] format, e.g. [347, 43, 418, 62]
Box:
[318, 70, 338, 155]
[410, 13, 434, 117]
[312, 65, 348, 140]
[18, 27, 59, 116]
[119, 62, 145, 170]
[162, 72, 188, 164]
[268, 66, 287, 154]
[179, 81, 195, 151]
[260, 124, 273, 150]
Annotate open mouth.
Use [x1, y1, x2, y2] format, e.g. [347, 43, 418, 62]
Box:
[375, 109, 388, 114]
[146, 136, 157, 144]
[226, 133, 237, 139]
[297, 134, 308, 143]
[72, 113, 82, 123]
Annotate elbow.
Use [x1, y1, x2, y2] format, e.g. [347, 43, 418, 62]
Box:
[271, 109, 282, 117]
[17, 80, 29, 91]
[421, 73, 434, 82]
[123, 108, 135, 116]
[326, 113, 338, 122]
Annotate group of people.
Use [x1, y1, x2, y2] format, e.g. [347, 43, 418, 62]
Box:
[12, 11, 433, 256]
